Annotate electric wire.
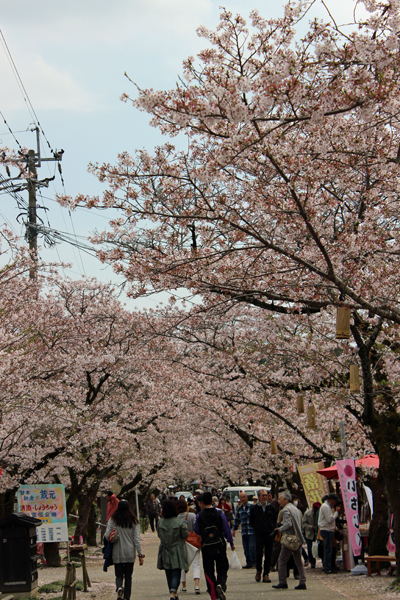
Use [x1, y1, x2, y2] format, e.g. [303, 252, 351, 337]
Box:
[0, 109, 23, 151]
[1, 29, 99, 278]
[37, 188, 66, 278]
[38, 194, 111, 220]
[0, 209, 18, 236]
[0, 128, 31, 136]
[49, 161, 87, 276]
[0, 29, 54, 154]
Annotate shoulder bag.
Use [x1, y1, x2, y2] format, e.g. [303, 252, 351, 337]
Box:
[281, 509, 302, 552]
[185, 512, 201, 548]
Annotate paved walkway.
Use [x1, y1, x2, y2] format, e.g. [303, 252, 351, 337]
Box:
[37, 530, 397, 600]
[133, 531, 341, 600]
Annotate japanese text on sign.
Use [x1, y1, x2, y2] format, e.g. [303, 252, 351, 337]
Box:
[336, 459, 361, 556]
[298, 462, 330, 508]
[299, 461, 329, 508]
[18, 484, 68, 543]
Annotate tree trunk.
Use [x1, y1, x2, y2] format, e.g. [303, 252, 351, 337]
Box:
[74, 481, 100, 544]
[372, 416, 400, 576]
[86, 501, 97, 546]
[368, 470, 389, 557]
[43, 542, 61, 567]
[66, 471, 80, 516]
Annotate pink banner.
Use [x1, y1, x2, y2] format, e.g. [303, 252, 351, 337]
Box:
[336, 459, 362, 556]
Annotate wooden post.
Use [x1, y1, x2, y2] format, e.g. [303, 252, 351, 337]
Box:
[297, 394, 305, 414]
[81, 551, 91, 591]
[271, 438, 278, 454]
[307, 405, 316, 428]
[62, 562, 77, 600]
[350, 364, 361, 392]
[336, 307, 351, 339]
[62, 563, 71, 600]
[72, 563, 76, 600]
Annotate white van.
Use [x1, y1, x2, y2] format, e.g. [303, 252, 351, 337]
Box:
[222, 486, 271, 512]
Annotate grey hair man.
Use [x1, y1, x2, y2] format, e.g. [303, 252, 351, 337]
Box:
[272, 491, 307, 590]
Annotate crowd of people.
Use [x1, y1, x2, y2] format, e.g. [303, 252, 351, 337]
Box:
[104, 487, 344, 600]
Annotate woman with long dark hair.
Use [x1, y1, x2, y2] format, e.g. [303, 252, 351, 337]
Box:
[157, 499, 188, 600]
[105, 499, 144, 600]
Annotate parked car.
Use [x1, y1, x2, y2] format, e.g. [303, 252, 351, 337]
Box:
[222, 486, 271, 512]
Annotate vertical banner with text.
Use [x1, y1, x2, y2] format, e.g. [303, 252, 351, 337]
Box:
[298, 461, 330, 507]
[336, 459, 361, 556]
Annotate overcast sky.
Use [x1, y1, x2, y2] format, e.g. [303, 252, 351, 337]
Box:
[0, 0, 361, 305]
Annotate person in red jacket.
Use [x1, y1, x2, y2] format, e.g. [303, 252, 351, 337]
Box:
[217, 497, 232, 516]
[106, 491, 119, 522]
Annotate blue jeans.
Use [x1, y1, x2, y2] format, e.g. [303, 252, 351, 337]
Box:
[320, 530, 334, 573]
[165, 568, 181, 593]
[242, 534, 256, 566]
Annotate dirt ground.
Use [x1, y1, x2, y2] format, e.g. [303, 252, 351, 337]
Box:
[36, 530, 399, 600]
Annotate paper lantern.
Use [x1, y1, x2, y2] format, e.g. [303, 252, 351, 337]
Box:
[307, 405, 316, 428]
[336, 307, 351, 339]
[297, 394, 305, 414]
[111, 481, 122, 495]
[350, 364, 361, 392]
[271, 438, 278, 454]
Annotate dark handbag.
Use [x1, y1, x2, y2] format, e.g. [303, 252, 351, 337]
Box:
[334, 530, 344, 541]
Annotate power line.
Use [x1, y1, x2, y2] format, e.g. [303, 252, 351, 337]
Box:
[0, 128, 31, 136]
[0, 29, 54, 155]
[0, 109, 23, 151]
[0, 27, 92, 278]
[0, 30, 37, 125]
[38, 194, 112, 220]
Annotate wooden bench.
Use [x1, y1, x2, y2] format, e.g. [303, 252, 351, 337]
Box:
[365, 555, 397, 576]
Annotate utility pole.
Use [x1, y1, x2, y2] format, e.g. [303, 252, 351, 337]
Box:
[23, 127, 64, 279]
[0, 127, 64, 278]
[339, 420, 347, 459]
[27, 148, 37, 279]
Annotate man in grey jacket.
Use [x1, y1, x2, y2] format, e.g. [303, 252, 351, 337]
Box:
[272, 491, 306, 590]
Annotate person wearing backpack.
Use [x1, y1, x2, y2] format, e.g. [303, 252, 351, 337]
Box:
[194, 492, 235, 600]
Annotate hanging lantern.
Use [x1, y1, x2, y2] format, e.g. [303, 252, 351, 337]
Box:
[336, 307, 351, 339]
[350, 364, 361, 392]
[297, 394, 305, 414]
[271, 438, 278, 454]
[307, 404, 316, 428]
[285, 457, 290, 468]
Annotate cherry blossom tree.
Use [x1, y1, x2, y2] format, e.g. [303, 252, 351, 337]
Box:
[59, 0, 400, 566]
